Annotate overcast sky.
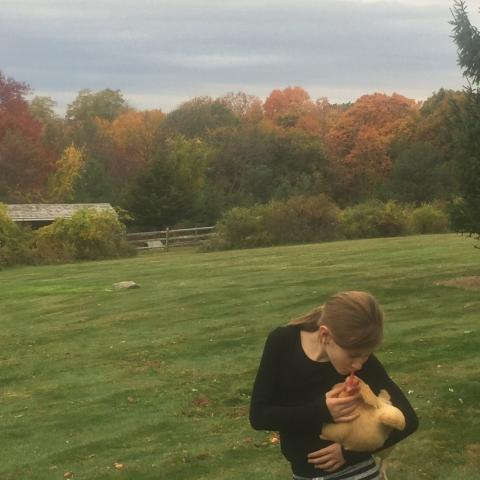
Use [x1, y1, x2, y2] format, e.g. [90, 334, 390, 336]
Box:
[2, 0, 480, 114]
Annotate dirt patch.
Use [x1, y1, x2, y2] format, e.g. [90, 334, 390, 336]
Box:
[466, 443, 480, 468]
[435, 276, 480, 291]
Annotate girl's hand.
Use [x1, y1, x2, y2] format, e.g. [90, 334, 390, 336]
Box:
[307, 443, 346, 472]
[325, 384, 360, 423]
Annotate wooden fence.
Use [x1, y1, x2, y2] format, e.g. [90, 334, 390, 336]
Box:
[126, 226, 216, 250]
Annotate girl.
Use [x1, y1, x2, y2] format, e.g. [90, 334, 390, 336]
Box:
[249, 291, 418, 480]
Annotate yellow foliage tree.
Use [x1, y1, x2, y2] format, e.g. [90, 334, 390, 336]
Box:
[49, 144, 85, 201]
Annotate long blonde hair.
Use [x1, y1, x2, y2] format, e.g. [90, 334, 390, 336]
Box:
[289, 291, 384, 350]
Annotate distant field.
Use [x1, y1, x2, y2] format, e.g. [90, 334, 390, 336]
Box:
[1, 234, 479, 480]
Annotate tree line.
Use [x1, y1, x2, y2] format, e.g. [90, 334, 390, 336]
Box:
[0, 1, 478, 238]
[0, 78, 463, 226]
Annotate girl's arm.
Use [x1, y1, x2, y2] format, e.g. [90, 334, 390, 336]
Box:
[249, 328, 333, 433]
[340, 354, 419, 464]
[363, 354, 419, 449]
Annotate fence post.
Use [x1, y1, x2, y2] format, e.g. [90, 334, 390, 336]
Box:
[166, 227, 169, 251]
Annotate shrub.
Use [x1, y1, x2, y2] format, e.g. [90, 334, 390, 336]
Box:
[447, 197, 477, 238]
[204, 198, 450, 252]
[34, 209, 136, 264]
[408, 204, 450, 234]
[209, 194, 341, 250]
[376, 201, 409, 237]
[215, 207, 266, 249]
[198, 233, 230, 252]
[340, 201, 408, 239]
[0, 204, 33, 268]
[261, 194, 341, 245]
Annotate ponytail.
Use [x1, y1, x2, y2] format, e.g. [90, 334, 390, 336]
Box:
[288, 305, 323, 332]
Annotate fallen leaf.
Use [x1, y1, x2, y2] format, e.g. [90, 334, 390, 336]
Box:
[193, 396, 209, 407]
[270, 433, 280, 444]
[114, 462, 125, 470]
[64, 472, 74, 479]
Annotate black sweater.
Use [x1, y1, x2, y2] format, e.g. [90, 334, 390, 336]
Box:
[249, 325, 419, 477]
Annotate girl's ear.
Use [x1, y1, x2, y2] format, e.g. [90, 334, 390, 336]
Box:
[319, 325, 331, 344]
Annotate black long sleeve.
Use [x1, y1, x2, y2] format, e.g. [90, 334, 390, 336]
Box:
[249, 325, 418, 477]
[249, 327, 333, 433]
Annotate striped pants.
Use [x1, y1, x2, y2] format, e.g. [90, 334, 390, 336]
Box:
[292, 458, 380, 480]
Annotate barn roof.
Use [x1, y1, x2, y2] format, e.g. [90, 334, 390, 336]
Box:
[6, 203, 116, 222]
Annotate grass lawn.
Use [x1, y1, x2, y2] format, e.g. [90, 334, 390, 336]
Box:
[1, 233, 479, 480]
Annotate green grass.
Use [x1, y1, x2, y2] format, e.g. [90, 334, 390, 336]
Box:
[1, 234, 479, 480]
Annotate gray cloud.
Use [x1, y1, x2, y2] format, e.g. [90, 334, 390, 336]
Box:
[1, 0, 476, 113]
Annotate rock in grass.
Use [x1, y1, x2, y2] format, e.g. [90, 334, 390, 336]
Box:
[113, 281, 140, 290]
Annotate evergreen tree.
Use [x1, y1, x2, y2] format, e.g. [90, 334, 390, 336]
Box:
[450, 1, 480, 237]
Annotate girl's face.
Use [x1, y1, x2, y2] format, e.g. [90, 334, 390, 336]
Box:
[320, 327, 373, 375]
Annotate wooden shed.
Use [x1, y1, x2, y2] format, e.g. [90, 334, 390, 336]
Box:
[6, 203, 116, 228]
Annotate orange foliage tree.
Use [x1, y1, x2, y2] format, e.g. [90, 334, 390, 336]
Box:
[264, 86, 316, 128]
[298, 97, 347, 138]
[327, 93, 420, 202]
[95, 109, 165, 189]
[264, 87, 344, 139]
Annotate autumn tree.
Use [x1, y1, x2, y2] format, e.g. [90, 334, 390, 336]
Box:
[450, 0, 480, 237]
[314, 98, 350, 137]
[95, 109, 165, 192]
[0, 71, 55, 201]
[48, 144, 86, 201]
[264, 86, 317, 129]
[326, 93, 419, 203]
[65, 88, 130, 154]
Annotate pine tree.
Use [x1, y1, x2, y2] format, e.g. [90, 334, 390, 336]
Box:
[450, 0, 480, 238]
